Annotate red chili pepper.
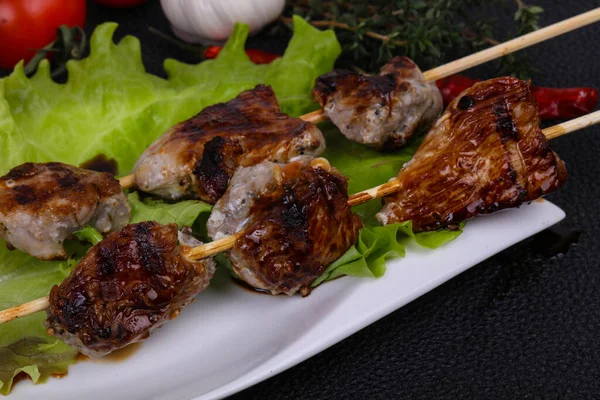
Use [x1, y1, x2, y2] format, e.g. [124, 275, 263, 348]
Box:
[436, 75, 598, 120]
[204, 46, 280, 64]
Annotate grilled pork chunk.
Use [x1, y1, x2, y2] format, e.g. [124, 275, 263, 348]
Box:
[46, 222, 216, 357]
[313, 56, 443, 150]
[207, 156, 363, 296]
[377, 77, 568, 231]
[0, 163, 130, 260]
[134, 85, 326, 204]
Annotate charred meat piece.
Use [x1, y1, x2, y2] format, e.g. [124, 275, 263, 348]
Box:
[377, 77, 568, 231]
[0, 163, 130, 260]
[45, 221, 216, 357]
[207, 156, 363, 296]
[313, 56, 443, 149]
[134, 85, 325, 203]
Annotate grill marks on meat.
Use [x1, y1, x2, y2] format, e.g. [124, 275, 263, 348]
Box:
[313, 56, 443, 149]
[377, 77, 568, 231]
[0, 163, 131, 260]
[207, 157, 363, 296]
[45, 222, 216, 357]
[133, 85, 326, 203]
[194, 136, 244, 202]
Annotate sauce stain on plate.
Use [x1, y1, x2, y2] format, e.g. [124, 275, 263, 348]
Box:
[77, 342, 143, 363]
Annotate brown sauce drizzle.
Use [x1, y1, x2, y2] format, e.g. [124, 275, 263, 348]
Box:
[80, 154, 118, 175]
[76, 342, 143, 363]
[8, 342, 143, 393]
[7, 369, 69, 394]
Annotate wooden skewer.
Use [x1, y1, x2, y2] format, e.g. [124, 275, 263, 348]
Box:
[542, 110, 600, 140]
[422, 7, 600, 81]
[0, 297, 50, 323]
[115, 8, 600, 189]
[2, 112, 600, 325]
[5, 12, 600, 324]
[117, 174, 136, 189]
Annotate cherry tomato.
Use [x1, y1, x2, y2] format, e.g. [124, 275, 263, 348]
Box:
[94, 0, 149, 7]
[0, 0, 86, 70]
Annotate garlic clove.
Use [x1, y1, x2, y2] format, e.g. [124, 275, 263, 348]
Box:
[161, 0, 286, 45]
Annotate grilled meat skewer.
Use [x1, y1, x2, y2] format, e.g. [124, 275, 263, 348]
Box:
[313, 57, 443, 150]
[309, 11, 600, 148]
[45, 221, 216, 357]
[133, 85, 325, 204]
[377, 77, 568, 231]
[3, 105, 599, 326]
[207, 156, 363, 296]
[0, 163, 130, 260]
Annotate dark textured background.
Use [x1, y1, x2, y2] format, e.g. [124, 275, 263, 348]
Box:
[7, 0, 600, 398]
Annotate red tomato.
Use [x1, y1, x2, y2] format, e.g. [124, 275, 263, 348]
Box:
[94, 0, 149, 7]
[0, 0, 86, 70]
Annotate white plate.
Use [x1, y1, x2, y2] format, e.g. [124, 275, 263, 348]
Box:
[10, 199, 565, 400]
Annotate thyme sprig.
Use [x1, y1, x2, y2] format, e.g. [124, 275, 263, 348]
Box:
[278, 0, 543, 78]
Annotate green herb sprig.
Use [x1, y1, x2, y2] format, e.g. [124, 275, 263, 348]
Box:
[278, 0, 543, 78]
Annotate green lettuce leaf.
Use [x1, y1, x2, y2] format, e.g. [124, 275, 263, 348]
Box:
[0, 17, 340, 177]
[316, 123, 464, 285]
[0, 193, 214, 394]
[0, 246, 78, 395]
[128, 192, 212, 229]
[312, 223, 411, 286]
[73, 227, 103, 246]
[0, 15, 462, 393]
[321, 122, 421, 225]
[164, 15, 340, 117]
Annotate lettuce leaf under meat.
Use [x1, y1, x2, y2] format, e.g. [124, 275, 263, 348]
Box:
[0, 19, 340, 392]
[0, 16, 460, 395]
[313, 124, 463, 286]
[0, 195, 215, 394]
[0, 16, 340, 177]
[0, 247, 78, 395]
[128, 192, 212, 228]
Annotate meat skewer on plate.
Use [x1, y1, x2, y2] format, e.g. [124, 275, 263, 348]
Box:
[114, 10, 599, 195]
[1, 10, 599, 316]
[2, 104, 599, 324]
[376, 77, 569, 230]
[132, 84, 325, 203]
[132, 82, 600, 267]
[313, 56, 443, 149]
[309, 9, 600, 149]
[207, 156, 363, 296]
[45, 221, 216, 357]
[5, 15, 582, 261]
[2, 157, 361, 355]
[0, 162, 131, 260]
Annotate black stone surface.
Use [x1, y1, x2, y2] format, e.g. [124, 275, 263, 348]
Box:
[4, 0, 600, 398]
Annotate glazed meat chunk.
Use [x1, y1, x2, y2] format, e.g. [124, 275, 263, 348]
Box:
[377, 77, 568, 231]
[45, 221, 216, 357]
[207, 156, 363, 296]
[0, 162, 131, 260]
[133, 85, 325, 203]
[313, 56, 443, 150]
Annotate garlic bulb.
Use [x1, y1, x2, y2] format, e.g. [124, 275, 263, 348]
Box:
[160, 0, 286, 45]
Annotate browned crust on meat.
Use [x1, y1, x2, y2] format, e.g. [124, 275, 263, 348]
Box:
[232, 163, 363, 295]
[0, 162, 121, 213]
[160, 85, 323, 202]
[313, 69, 397, 116]
[312, 56, 440, 149]
[378, 77, 568, 231]
[193, 136, 244, 203]
[313, 56, 420, 109]
[45, 222, 211, 357]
